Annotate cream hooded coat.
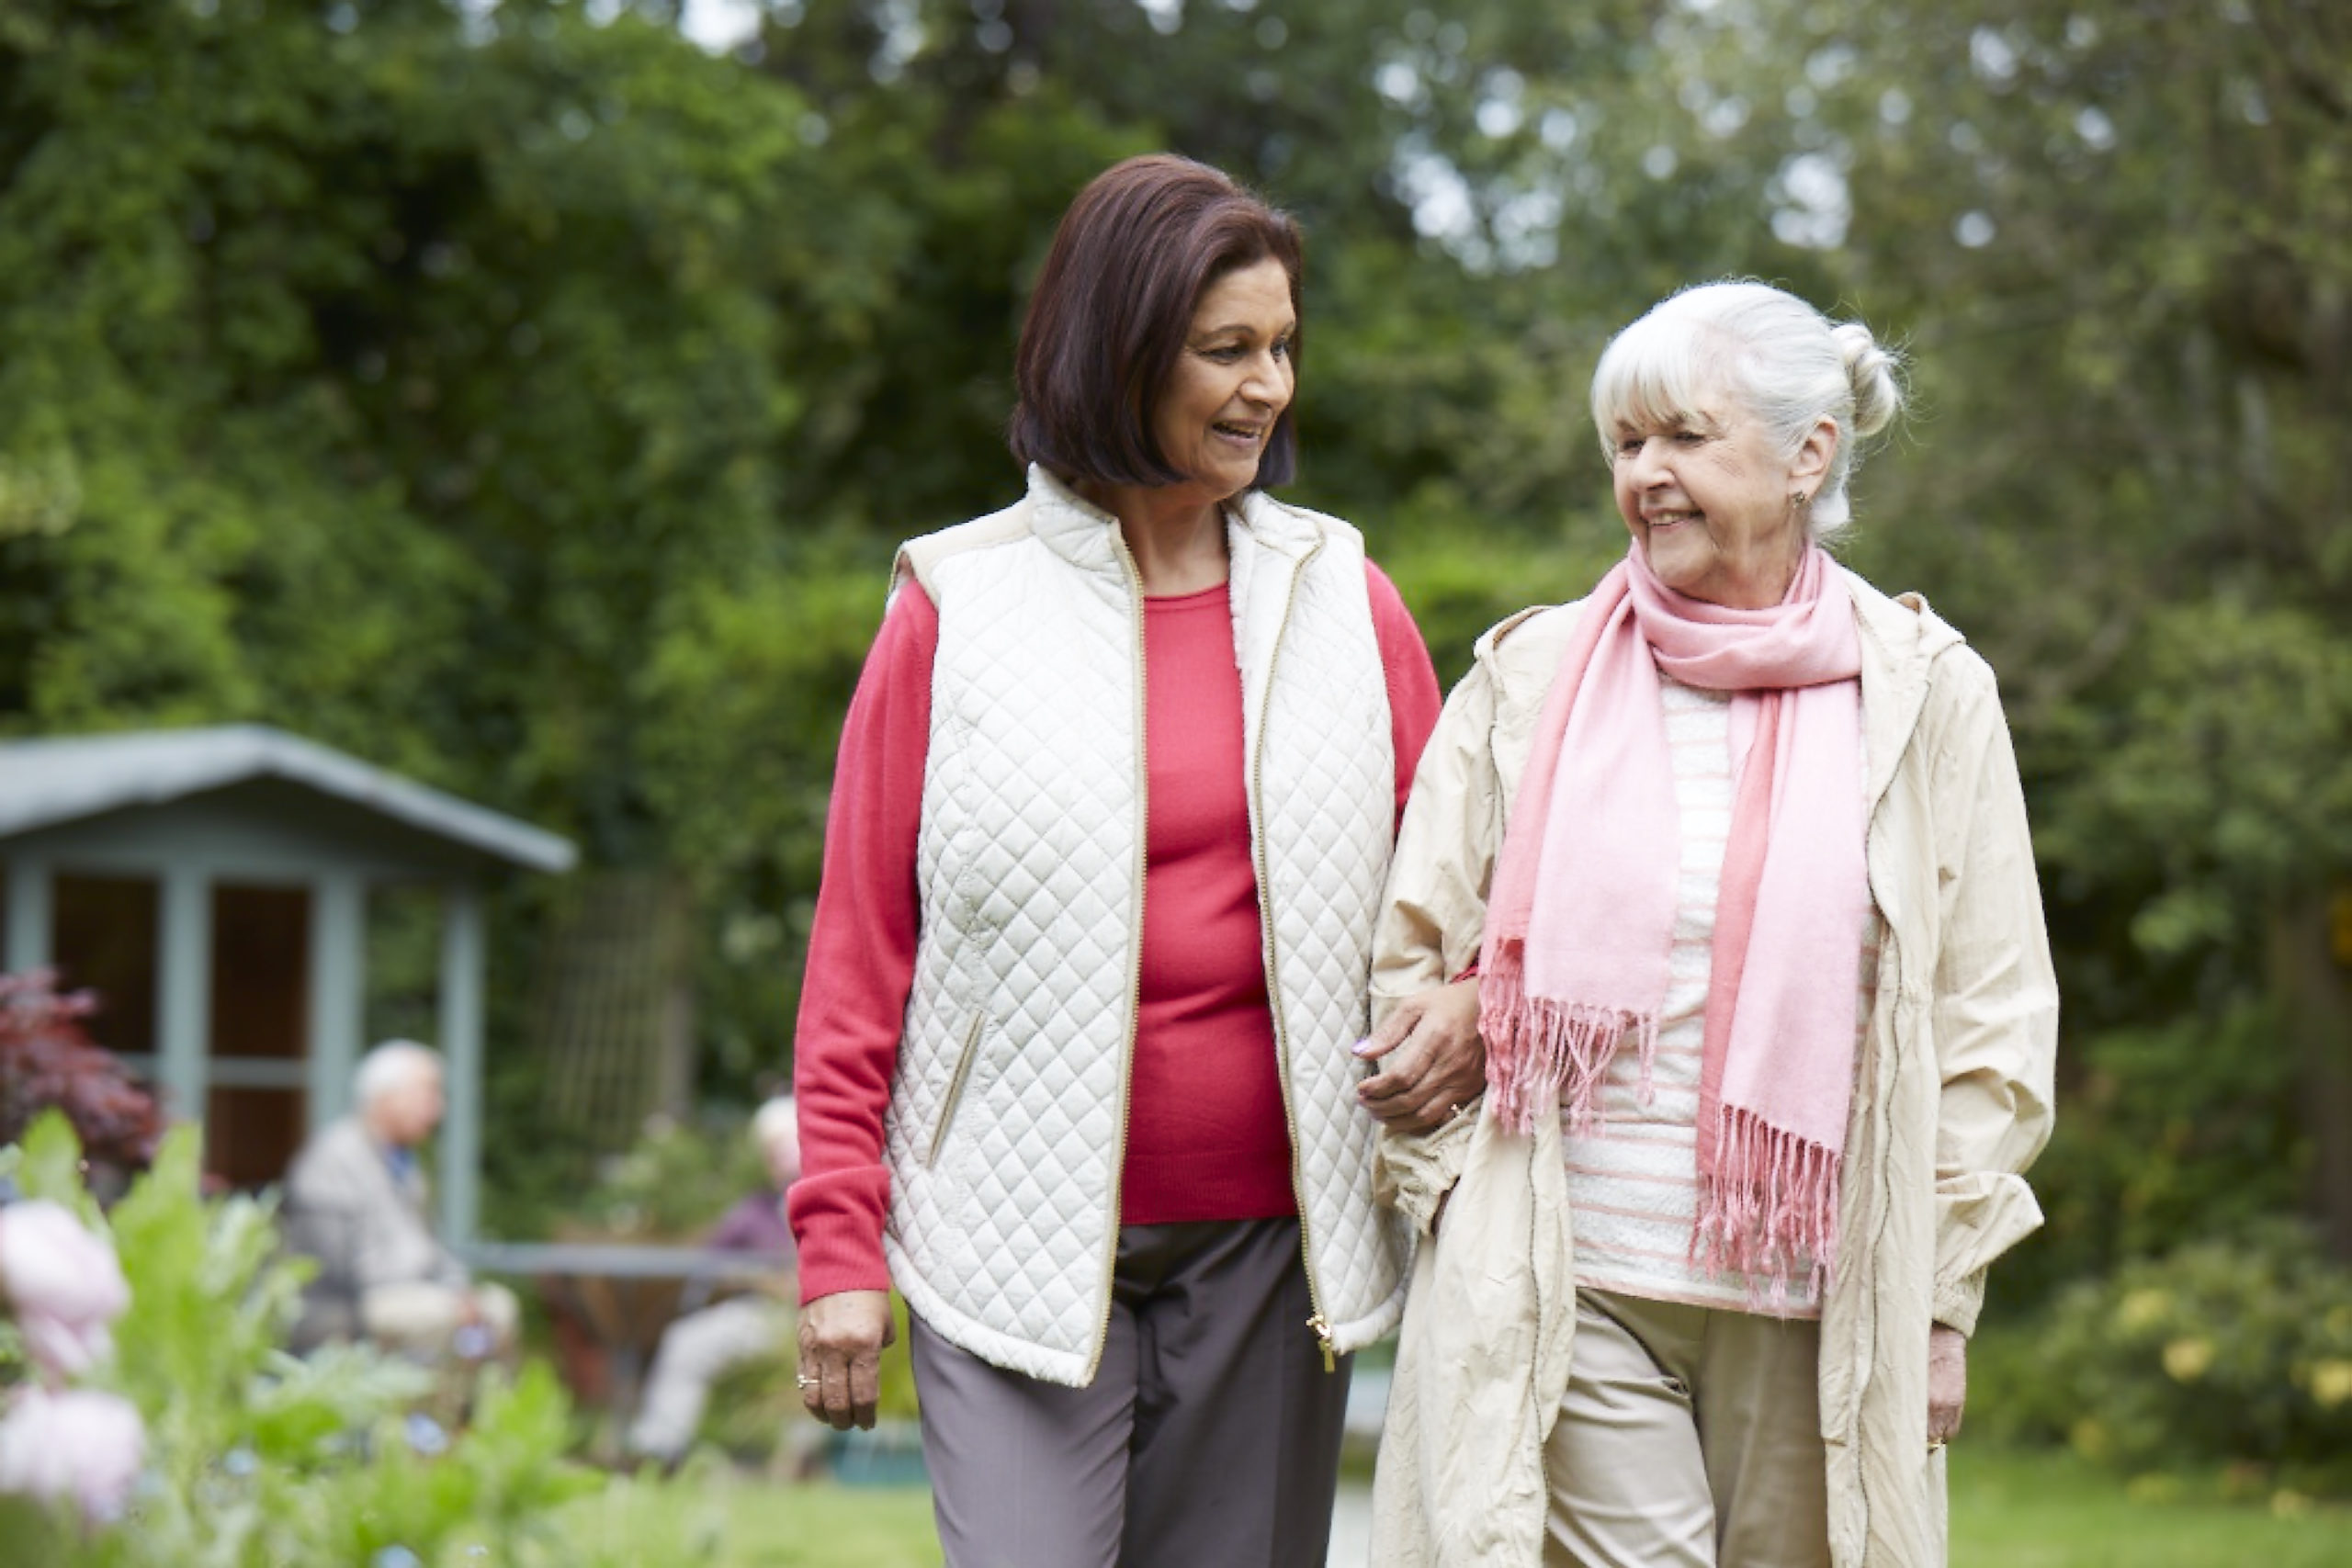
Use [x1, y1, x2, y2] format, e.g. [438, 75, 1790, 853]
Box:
[1369, 567, 2057, 1567]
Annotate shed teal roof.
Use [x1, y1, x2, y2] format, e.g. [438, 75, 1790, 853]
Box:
[0, 725, 575, 874]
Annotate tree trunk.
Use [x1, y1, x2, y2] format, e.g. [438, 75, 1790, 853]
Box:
[2273, 890, 2352, 1262]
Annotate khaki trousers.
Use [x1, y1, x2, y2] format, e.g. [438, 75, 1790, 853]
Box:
[1544, 1289, 1831, 1568]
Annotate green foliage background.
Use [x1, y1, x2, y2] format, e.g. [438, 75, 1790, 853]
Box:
[0, 1112, 638, 1565]
[4, 0, 2349, 1479]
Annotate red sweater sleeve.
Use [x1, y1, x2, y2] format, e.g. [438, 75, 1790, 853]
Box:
[787, 582, 936, 1303]
[1366, 559, 1442, 829]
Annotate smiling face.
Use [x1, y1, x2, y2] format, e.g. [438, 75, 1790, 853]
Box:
[1148, 255, 1296, 504]
[1610, 389, 1835, 609]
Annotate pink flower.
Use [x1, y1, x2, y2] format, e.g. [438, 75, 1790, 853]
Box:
[0, 1201, 130, 1378]
[0, 1387, 146, 1525]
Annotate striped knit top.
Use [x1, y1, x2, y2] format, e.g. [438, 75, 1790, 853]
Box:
[1561, 675, 1881, 1318]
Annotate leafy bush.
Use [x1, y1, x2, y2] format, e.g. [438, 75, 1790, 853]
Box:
[1991, 1005, 2306, 1314]
[0, 973, 162, 1192]
[0, 1112, 716, 1564]
[565, 1110, 769, 1241]
[1971, 1221, 2352, 1497]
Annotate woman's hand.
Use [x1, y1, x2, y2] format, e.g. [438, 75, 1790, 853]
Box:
[1356, 979, 1484, 1134]
[1928, 1324, 1967, 1448]
[798, 1289, 895, 1431]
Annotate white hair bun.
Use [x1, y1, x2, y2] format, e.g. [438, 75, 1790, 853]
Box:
[1832, 321, 1906, 439]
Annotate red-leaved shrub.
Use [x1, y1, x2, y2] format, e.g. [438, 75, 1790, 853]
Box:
[0, 972, 161, 1182]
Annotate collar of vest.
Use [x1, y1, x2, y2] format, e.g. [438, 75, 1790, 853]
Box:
[1023, 464, 1325, 574]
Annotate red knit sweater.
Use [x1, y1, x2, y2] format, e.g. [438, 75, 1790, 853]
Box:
[789, 563, 1441, 1303]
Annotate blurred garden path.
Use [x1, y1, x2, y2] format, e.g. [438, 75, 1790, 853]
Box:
[1329, 1361, 1389, 1563]
[1328, 1483, 1374, 1565]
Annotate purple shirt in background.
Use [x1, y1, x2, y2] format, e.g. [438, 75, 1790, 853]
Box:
[707, 1187, 796, 1260]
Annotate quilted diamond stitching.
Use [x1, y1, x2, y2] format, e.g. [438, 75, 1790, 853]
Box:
[884, 487, 1409, 1383]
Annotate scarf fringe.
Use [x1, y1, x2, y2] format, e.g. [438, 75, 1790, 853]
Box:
[1690, 1104, 1841, 1304]
[1481, 956, 1657, 1136]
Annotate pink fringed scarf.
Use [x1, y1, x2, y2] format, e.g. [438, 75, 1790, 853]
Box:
[1479, 544, 1871, 1295]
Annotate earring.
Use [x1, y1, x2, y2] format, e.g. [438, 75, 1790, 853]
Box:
[1790, 490, 1812, 512]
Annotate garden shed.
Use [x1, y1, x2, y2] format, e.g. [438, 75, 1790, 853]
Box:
[0, 725, 574, 1241]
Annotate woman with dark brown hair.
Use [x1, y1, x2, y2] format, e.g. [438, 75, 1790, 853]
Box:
[786, 154, 1461, 1566]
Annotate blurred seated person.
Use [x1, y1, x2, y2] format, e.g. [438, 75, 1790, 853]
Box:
[283, 1040, 518, 1359]
[625, 1096, 802, 1465]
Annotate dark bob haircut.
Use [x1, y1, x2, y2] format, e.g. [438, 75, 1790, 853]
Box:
[1010, 153, 1304, 491]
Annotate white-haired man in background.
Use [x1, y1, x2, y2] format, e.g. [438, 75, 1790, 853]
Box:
[624, 1095, 802, 1465]
[284, 1040, 518, 1358]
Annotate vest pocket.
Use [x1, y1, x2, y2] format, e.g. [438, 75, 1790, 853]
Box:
[925, 1010, 986, 1168]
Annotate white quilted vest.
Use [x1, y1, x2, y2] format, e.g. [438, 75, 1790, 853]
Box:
[880, 466, 1411, 1387]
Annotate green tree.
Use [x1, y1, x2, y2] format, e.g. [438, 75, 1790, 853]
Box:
[6, 0, 2346, 1280]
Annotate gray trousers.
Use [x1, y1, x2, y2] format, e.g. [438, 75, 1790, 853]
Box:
[1544, 1290, 1832, 1568]
[910, 1216, 1352, 1568]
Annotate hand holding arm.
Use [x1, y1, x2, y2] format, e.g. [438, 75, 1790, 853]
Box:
[1356, 979, 1484, 1134]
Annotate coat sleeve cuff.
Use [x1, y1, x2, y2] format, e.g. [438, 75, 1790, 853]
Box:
[1374, 1104, 1481, 1236]
[1931, 1268, 1988, 1339]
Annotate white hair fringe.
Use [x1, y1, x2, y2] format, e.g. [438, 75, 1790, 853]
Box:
[1591, 280, 1907, 541]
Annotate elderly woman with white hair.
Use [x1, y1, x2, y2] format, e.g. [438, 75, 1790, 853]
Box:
[1366, 281, 2058, 1566]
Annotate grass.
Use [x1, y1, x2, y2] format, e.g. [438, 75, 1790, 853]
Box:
[558, 1473, 944, 1568]
[564, 1447, 2352, 1566]
[1951, 1448, 2352, 1567]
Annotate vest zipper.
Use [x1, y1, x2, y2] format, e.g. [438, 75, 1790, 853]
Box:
[1081, 530, 1151, 1386]
[924, 1010, 987, 1168]
[1248, 532, 1340, 1372]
